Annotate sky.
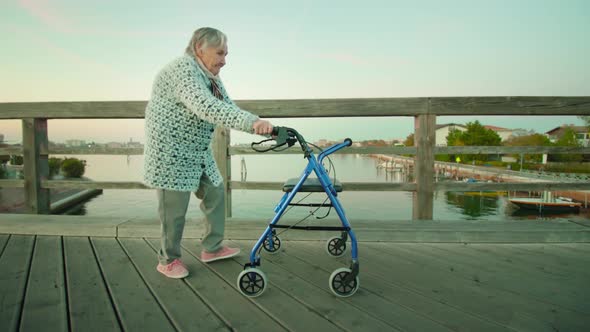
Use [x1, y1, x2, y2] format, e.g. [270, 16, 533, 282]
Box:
[0, 0, 589, 144]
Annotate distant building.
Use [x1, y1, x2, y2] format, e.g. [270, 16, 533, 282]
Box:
[484, 125, 514, 141]
[65, 139, 86, 147]
[435, 123, 467, 146]
[315, 139, 327, 147]
[126, 141, 143, 148]
[106, 142, 124, 149]
[545, 125, 590, 147]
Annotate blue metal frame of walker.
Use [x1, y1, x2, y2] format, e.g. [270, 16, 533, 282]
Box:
[248, 138, 358, 267]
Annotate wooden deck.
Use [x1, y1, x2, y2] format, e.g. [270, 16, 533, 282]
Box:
[0, 232, 589, 331]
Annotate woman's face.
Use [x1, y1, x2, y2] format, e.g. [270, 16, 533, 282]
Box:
[196, 43, 228, 76]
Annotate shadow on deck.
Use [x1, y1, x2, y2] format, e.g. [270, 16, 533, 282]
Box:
[0, 231, 589, 331]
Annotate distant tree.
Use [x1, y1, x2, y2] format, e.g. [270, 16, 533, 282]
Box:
[552, 128, 583, 162]
[504, 134, 551, 163]
[579, 116, 590, 128]
[446, 129, 465, 147]
[364, 139, 388, 147]
[61, 158, 86, 178]
[403, 133, 414, 147]
[48, 158, 63, 177]
[460, 121, 502, 146]
[446, 121, 501, 162]
[10, 155, 23, 165]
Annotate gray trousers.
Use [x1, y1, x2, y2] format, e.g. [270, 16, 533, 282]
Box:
[157, 175, 225, 264]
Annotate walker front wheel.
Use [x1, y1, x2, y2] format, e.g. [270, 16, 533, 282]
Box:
[326, 237, 346, 257]
[263, 234, 282, 254]
[328, 267, 359, 297]
[237, 268, 268, 297]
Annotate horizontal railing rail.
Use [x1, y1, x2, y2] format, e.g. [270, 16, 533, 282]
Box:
[1, 97, 590, 119]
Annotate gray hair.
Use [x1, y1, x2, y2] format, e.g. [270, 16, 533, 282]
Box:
[185, 27, 227, 57]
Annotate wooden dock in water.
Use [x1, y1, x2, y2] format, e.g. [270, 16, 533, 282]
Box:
[1, 215, 589, 331]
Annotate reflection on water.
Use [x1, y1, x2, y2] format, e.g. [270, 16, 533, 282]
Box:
[445, 192, 500, 218]
[53, 154, 589, 221]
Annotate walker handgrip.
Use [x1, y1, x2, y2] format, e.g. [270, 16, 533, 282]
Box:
[271, 127, 280, 136]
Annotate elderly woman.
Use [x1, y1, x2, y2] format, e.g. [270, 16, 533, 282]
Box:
[144, 27, 273, 278]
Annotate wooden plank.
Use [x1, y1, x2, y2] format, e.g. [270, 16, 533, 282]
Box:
[42, 180, 149, 189]
[238, 240, 454, 332]
[0, 179, 25, 188]
[22, 118, 50, 213]
[413, 113, 435, 219]
[503, 244, 590, 269]
[236, 97, 430, 117]
[428, 96, 590, 115]
[63, 237, 121, 331]
[2, 97, 589, 119]
[435, 182, 590, 191]
[213, 127, 232, 218]
[36, 179, 590, 191]
[90, 237, 175, 332]
[0, 235, 35, 332]
[230, 145, 418, 155]
[230, 145, 590, 156]
[422, 243, 590, 279]
[435, 146, 590, 154]
[395, 243, 589, 314]
[290, 240, 510, 332]
[362, 243, 588, 331]
[186, 238, 400, 332]
[114, 217, 590, 243]
[145, 238, 287, 331]
[48, 147, 143, 155]
[0, 213, 126, 237]
[354, 243, 553, 330]
[551, 243, 590, 254]
[0, 101, 148, 119]
[118, 238, 229, 331]
[230, 181, 417, 191]
[178, 239, 344, 332]
[19, 236, 68, 331]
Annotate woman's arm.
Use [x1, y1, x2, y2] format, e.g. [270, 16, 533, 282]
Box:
[173, 59, 259, 133]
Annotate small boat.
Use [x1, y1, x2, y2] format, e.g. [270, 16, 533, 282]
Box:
[509, 192, 581, 213]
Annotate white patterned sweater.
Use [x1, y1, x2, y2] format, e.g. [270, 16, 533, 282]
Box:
[143, 54, 259, 191]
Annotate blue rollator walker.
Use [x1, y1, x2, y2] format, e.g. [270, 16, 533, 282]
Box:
[236, 126, 360, 298]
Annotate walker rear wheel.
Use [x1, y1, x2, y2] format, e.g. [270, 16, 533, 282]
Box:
[326, 237, 346, 257]
[328, 267, 359, 297]
[237, 268, 267, 297]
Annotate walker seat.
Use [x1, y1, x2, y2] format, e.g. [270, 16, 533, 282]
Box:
[283, 177, 343, 193]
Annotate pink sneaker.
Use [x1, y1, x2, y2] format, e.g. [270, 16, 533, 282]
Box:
[201, 246, 240, 263]
[157, 259, 189, 279]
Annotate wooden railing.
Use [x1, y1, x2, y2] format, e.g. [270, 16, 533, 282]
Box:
[1, 97, 589, 219]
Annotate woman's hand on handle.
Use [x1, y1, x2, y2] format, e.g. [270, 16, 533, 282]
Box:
[252, 119, 273, 135]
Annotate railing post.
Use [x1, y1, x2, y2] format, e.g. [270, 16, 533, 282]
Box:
[412, 111, 436, 220]
[213, 127, 232, 218]
[22, 118, 50, 214]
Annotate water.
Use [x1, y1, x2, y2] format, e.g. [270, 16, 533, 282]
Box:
[54, 154, 589, 222]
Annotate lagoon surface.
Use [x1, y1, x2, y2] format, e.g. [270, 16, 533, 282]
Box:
[55, 154, 589, 222]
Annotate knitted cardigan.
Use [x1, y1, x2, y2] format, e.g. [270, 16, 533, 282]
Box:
[143, 54, 259, 191]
